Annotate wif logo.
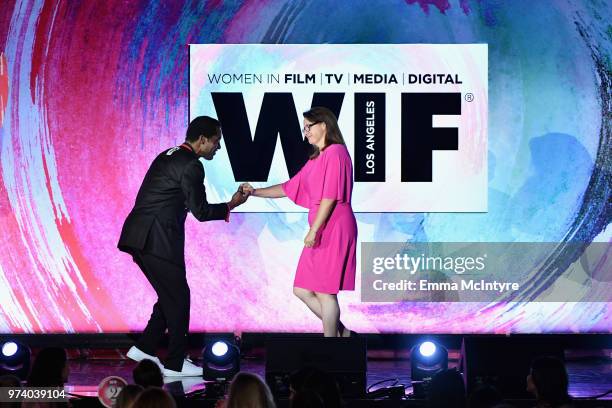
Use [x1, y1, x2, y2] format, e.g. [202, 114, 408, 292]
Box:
[212, 92, 460, 183]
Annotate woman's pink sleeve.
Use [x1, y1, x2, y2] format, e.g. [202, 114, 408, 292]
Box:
[282, 166, 310, 208]
[321, 147, 350, 202]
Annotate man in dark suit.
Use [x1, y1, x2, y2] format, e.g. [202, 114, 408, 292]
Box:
[118, 116, 248, 377]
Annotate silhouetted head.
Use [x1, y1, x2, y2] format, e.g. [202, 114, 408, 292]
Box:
[225, 372, 276, 408]
[290, 388, 325, 408]
[116, 384, 144, 408]
[289, 367, 342, 408]
[27, 347, 69, 387]
[133, 359, 163, 388]
[468, 384, 502, 408]
[427, 368, 466, 408]
[526, 356, 571, 406]
[131, 387, 176, 408]
[0, 374, 21, 387]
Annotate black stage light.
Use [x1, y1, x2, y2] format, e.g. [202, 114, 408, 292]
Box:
[202, 339, 240, 382]
[411, 340, 448, 398]
[0, 340, 31, 379]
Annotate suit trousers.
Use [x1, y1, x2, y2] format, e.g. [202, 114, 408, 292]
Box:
[132, 250, 190, 371]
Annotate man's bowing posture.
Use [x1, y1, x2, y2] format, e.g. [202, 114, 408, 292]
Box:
[118, 116, 247, 377]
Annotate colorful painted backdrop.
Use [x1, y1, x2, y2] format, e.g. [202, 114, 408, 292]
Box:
[0, 0, 610, 334]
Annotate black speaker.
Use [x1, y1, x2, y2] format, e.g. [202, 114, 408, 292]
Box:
[265, 337, 367, 398]
[460, 336, 564, 399]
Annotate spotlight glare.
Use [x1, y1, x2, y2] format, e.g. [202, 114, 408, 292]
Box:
[419, 341, 436, 357]
[211, 341, 229, 357]
[2, 342, 18, 357]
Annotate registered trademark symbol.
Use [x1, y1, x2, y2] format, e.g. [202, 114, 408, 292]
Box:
[465, 93, 474, 102]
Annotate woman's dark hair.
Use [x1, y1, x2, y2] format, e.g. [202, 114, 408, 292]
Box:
[27, 347, 68, 387]
[530, 356, 571, 406]
[303, 106, 345, 159]
[133, 359, 164, 388]
[186, 115, 220, 142]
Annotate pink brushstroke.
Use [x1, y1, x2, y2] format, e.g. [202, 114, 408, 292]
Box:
[0, 53, 7, 126]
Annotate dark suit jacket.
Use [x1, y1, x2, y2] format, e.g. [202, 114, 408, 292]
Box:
[118, 145, 229, 266]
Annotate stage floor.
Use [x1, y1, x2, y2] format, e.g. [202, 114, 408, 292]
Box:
[61, 350, 611, 404]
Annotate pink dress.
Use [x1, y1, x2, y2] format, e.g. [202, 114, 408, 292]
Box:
[282, 144, 358, 294]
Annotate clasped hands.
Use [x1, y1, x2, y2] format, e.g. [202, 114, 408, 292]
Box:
[236, 182, 319, 248]
[238, 182, 255, 196]
[228, 183, 251, 210]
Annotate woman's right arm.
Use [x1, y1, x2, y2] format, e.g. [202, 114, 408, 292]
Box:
[254, 184, 286, 198]
[241, 183, 286, 198]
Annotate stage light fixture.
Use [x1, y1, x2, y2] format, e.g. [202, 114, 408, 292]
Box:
[202, 338, 240, 382]
[0, 340, 31, 379]
[411, 340, 448, 398]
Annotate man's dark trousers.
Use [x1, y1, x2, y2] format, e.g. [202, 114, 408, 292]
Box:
[118, 144, 229, 372]
[132, 250, 190, 371]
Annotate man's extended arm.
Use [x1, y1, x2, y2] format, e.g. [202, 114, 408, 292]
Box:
[181, 160, 230, 222]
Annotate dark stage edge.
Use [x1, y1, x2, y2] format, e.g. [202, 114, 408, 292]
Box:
[1, 333, 611, 407]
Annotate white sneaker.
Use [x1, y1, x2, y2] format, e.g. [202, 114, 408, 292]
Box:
[162, 357, 203, 377]
[126, 346, 164, 370]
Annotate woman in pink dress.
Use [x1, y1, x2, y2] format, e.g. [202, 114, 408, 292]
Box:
[241, 107, 357, 337]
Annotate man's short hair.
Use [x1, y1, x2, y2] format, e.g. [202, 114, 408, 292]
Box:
[186, 116, 220, 142]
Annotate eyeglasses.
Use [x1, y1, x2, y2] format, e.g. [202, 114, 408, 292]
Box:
[302, 121, 321, 134]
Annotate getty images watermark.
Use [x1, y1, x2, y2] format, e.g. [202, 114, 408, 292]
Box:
[361, 242, 611, 302]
